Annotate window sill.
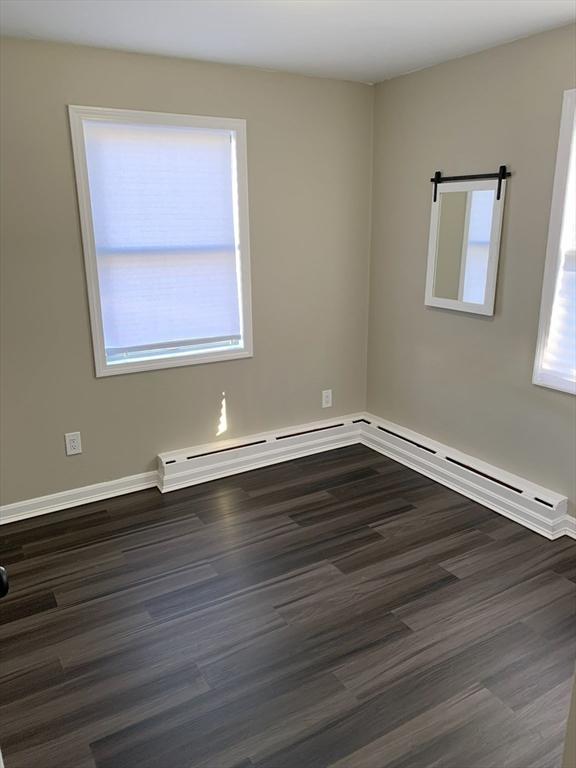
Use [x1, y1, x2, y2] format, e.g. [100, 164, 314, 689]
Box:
[532, 370, 576, 396]
[95, 347, 253, 377]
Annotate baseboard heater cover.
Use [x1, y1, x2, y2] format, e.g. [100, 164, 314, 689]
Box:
[157, 416, 364, 492]
[1, 411, 572, 539]
[361, 415, 569, 539]
[158, 411, 570, 539]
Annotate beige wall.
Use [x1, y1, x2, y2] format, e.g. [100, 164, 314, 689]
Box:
[2, 27, 575, 512]
[0, 38, 373, 504]
[367, 24, 576, 516]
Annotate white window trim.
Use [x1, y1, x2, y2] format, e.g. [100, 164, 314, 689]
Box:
[68, 105, 253, 377]
[532, 89, 576, 396]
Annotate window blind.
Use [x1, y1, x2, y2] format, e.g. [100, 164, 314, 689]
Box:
[82, 120, 242, 364]
[541, 145, 576, 383]
[536, 96, 576, 392]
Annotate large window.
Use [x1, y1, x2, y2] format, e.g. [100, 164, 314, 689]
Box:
[533, 89, 576, 395]
[69, 106, 252, 376]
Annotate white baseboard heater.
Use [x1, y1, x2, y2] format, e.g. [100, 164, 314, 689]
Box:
[158, 416, 363, 492]
[158, 412, 572, 540]
[1, 412, 572, 539]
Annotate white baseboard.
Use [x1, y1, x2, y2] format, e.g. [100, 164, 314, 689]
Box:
[0, 414, 364, 526]
[0, 471, 158, 525]
[554, 515, 576, 539]
[1, 411, 573, 540]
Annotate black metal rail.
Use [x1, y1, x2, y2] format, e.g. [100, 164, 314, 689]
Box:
[431, 165, 511, 202]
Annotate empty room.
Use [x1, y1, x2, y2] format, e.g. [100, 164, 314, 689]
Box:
[1, 1, 576, 766]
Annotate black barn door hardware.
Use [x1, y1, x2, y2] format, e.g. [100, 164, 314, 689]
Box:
[431, 165, 511, 202]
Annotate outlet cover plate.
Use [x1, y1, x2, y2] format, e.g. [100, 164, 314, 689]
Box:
[65, 432, 82, 456]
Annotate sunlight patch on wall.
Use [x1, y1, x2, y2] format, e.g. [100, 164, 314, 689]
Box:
[217, 391, 228, 436]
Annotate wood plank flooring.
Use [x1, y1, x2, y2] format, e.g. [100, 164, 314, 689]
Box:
[0, 444, 575, 768]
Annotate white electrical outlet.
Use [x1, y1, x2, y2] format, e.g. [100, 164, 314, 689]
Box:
[322, 389, 333, 408]
[65, 432, 82, 456]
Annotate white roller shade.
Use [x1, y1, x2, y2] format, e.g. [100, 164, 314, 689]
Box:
[82, 119, 242, 363]
[534, 89, 576, 395]
[541, 252, 576, 384]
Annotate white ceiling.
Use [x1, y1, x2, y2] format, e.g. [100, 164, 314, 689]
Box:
[1, 0, 574, 84]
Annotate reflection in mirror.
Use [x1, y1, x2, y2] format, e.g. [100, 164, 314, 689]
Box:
[462, 190, 494, 303]
[434, 189, 494, 304]
[434, 191, 467, 300]
[425, 178, 505, 316]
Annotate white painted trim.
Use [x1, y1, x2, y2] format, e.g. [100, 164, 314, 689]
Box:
[425, 177, 506, 316]
[1, 411, 573, 540]
[68, 105, 253, 377]
[553, 515, 576, 539]
[533, 88, 576, 396]
[0, 472, 158, 525]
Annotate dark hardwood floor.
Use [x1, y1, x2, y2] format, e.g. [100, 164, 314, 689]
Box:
[0, 444, 575, 768]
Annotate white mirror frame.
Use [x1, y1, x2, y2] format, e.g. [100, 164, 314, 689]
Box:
[424, 178, 506, 316]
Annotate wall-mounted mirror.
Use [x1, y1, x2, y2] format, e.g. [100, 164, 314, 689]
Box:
[425, 177, 506, 315]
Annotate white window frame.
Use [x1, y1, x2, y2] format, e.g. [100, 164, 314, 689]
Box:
[533, 89, 576, 395]
[68, 105, 253, 377]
